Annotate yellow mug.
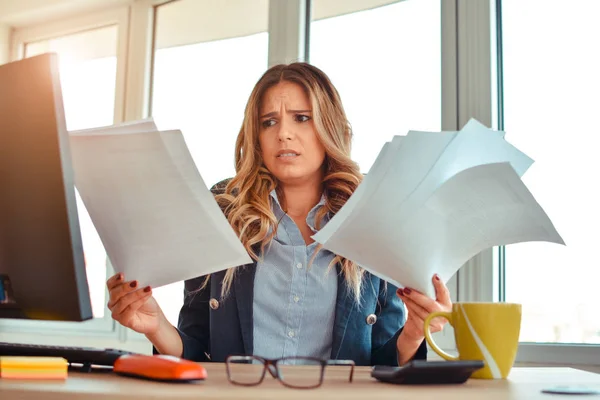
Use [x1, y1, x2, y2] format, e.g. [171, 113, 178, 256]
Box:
[424, 302, 522, 379]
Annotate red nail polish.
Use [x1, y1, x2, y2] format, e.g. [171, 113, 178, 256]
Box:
[129, 281, 137, 288]
[143, 286, 151, 293]
[435, 274, 440, 281]
[397, 288, 404, 296]
[404, 288, 412, 295]
[116, 274, 123, 281]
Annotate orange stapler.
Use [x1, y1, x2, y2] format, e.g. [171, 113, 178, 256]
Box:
[113, 354, 207, 382]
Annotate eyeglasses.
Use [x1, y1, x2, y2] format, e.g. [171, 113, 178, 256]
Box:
[225, 355, 355, 389]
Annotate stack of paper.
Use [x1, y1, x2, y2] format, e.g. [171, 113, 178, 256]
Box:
[312, 119, 565, 298]
[0, 357, 68, 380]
[68, 119, 252, 289]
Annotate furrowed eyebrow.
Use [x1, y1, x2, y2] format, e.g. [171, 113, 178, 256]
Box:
[259, 109, 312, 119]
[287, 109, 312, 114]
[259, 111, 277, 119]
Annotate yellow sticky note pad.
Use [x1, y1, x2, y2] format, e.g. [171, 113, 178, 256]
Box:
[0, 356, 68, 380]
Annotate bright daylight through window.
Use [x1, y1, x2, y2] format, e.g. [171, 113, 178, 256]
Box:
[25, 25, 119, 318]
[499, 0, 600, 344]
[150, 0, 269, 324]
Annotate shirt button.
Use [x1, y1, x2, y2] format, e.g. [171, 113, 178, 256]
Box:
[293, 296, 300, 303]
[288, 330, 295, 338]
[296, 263, 303, 269]
[209, 298, 219, 310]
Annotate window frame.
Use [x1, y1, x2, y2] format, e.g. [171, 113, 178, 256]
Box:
[455, 0, 600, 366]
[1, 6, 131, 342]
[266, 0, 309, 67]
[11, 7, 130, 124]
[1, 0, 457, 352]
[4, 0, 597, 366]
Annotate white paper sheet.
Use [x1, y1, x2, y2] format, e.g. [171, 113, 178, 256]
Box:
[313, 121, 564, 298]
[69, 118, 158, 136]
[69, 128, 252, 288]
[313, 131, 457, 249]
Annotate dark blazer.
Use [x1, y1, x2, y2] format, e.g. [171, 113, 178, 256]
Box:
[175, 265, 427, 366]
[166, 180, 428, 366]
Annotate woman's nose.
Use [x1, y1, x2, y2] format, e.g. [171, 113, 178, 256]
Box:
[278, 130, 292, 141]
[277, 119, 293, 141]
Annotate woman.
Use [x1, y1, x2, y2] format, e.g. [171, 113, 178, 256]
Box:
[107, 62, 452, 366]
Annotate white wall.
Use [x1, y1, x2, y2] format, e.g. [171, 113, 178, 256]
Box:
[1, 0, 403, 54]
[0, 0, 131, 27]
[154, 0, 400, 50]
[0, 23, 10, 64]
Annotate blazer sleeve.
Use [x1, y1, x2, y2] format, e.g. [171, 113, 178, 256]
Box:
[174, 275, 212, 362]
[371, 279, 427, 366]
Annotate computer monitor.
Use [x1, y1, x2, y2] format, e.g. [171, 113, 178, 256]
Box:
[0, 53, 93, 322]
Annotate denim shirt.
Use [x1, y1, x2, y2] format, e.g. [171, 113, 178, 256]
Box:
[252, 191, 338, 362]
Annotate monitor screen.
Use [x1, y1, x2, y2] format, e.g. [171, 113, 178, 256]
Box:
[0, 53, 93, 322]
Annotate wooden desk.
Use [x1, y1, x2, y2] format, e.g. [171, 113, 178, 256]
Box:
[1, 364, 599, 400]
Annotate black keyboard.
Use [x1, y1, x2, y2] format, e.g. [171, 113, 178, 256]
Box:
[0, 341, 137, 369]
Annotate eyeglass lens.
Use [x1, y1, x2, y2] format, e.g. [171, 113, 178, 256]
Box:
[277, 358, 324, 388]
[227, 356, 266, 385]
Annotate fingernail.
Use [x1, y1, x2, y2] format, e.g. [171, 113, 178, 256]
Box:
[129, 281, 137, 288]
[116, 274, 123, 281]
[143, 286, 151, 293]
[397, 288, 404, 296]
[434, 274, 440, 281]
[404, 288, 412, 295]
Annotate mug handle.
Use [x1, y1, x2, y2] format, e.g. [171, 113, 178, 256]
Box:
[424, 311, 459, 361]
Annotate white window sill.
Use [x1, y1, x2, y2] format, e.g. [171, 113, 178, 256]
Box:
[427, 337, 600, 367]
[516, 343, 600, 366]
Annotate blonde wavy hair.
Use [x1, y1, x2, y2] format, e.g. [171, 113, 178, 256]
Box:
[212, 62, 365, 301]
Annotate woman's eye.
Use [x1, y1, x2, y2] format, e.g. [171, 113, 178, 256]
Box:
[261, 119, 276, 128]
[295, 114, 311, 123]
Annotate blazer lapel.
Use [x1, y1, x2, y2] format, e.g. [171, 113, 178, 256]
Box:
[330, 265, 357, 359]
[233, 263, 257, 355]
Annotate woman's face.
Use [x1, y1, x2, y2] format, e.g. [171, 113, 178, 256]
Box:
[258, 81, 326, 186]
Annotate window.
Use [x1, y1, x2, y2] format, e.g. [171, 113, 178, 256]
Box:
[25, 26, 118, 131]
[1, 9, 130, 344]
[497, 0, 600, 346]
[24, 26, 119, 318]
[10, 0, 596, 365]
[309, 0, 458, 351]
[310, 0, 441, 172]
[150, 0, 269, 325]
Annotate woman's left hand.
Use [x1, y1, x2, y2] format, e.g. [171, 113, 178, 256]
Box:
[397, 274, 453, 342]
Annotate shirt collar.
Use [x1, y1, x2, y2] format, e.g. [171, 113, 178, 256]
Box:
[269, 189, 328, 232]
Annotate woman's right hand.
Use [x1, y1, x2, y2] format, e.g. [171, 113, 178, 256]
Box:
[106, 273, 163, 335]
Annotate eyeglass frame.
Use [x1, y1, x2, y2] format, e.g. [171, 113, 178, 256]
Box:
[224, 355, 355, 389]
